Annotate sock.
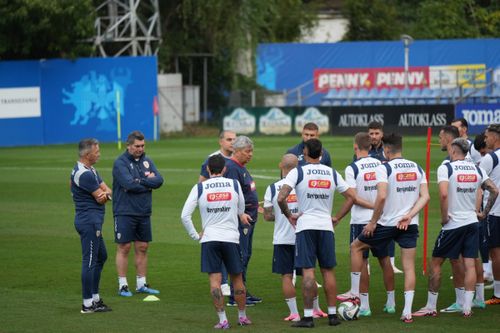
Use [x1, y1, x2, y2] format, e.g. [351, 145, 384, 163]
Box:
[494, 280, 500, 297]
[457, 287, 465, 306]
[304, 308, 313, 318]
[463, 290, 474, 313]
[483, 262, 491, 276]
[313, 296, 320, 311]
[403, 290, 414, 316]
[217, 310, 227, 323]
[360, 293, 370, 311]
[386, 290, 395, 307]
[92, 293, 100, 302]
[83, 298, 93, 307]
[351, 272, 361, 295]
[118, 276, 128, 289]
[238, 309, 246, 318]
[285, 297, 299, 315]
[475, 283, 484, 302]
[390, 257, 395, 266]
[137, 276, 146, 289]
[327, 306, 337, 315]
[427, 291, 438, 309]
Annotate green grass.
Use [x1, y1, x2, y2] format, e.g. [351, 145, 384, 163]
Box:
[0, 135, 499, 333]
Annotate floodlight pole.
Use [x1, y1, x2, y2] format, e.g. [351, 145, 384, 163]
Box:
[401, 34, 414, 89]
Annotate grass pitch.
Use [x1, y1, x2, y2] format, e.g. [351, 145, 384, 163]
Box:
[0, 135, 499, 332]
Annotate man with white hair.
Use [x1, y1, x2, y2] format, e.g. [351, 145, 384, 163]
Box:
[224, 136, 262, 306]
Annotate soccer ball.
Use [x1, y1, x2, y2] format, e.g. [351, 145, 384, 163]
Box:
[338, 301, 360, 321]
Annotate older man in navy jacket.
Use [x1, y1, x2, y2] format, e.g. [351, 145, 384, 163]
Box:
[113, 130, 164, 297]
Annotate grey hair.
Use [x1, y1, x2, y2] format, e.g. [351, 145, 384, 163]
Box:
[451, 138, 470, 156]
[78, 138, 99, 157]
[232, 135, 254, 150]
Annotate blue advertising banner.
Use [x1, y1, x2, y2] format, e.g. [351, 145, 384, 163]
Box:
[455, 103, 500, 135]
[0, 56, 157, 147]
[257, 39, 500, 105]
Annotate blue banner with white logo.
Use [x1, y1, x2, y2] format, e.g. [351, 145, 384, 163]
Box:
[455, 103, 500, 135]
[0, 56, 157, 147]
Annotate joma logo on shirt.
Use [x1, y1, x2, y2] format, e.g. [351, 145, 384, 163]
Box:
[207, 192, 232, 202]
[396, 172, 417, 181]
[308, 180, 331, 188]
[364, 172, 376, 181]
[457, 174, 477, 182]
[287, 194, 297, 203]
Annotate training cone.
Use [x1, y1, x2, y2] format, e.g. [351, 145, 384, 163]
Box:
[143, 295, 160, 302]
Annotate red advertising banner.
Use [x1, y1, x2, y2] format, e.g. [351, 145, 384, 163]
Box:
[314, 67, 430, 91]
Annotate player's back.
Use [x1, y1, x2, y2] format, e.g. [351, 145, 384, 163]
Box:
[197, 176, 242, 243]
[480, 150, 500, 216]
[265, 179, 298, 245]
[378, 158, 426, 227]
[438, 159, 484, 230]
[346, 156, 381, 224]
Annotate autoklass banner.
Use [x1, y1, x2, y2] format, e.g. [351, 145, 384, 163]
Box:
[222, 105, 454, 136]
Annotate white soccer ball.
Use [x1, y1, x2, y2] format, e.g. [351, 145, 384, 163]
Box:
[338, 301, 360, 321]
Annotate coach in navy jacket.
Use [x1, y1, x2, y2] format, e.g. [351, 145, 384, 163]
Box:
[112, 130, 164, 297]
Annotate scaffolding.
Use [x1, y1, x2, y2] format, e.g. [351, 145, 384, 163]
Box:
[91, 0, 161, 57]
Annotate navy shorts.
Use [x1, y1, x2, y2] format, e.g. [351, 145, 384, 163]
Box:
[486, 215, 500, 249]
[432, 223, 479, 259]
[272, 244, 303, 275]
[114, 215, 152, 243]
[357, 224, 418, 256]
[350, 224, 383, 259]
[201, 241, 243, 274]
[295, 230, 336, 269]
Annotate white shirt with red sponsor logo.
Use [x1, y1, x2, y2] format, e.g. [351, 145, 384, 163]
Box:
[437, 159, 487, 230]
[345, 156, 381, 225]
[181, 176, 245, 243]
[264, 178, 298, 245]
[374, 157, 427, 227]
[283, 163, 349, 233]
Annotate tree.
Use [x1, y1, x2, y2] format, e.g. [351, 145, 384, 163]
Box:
[342, 0, 500, 41]
[158, 0, 318, 111]
[0, 0, 95, 60]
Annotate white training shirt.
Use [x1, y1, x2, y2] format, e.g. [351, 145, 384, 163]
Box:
[181, 176, 245, 243]
[437, 159, 487, 230]
[374, 158, 427, 227]
[480, 149, 500, 216]
[345, 156, 381, 225]
[283, 163, 349, 233]
[263, 179, 298, 245]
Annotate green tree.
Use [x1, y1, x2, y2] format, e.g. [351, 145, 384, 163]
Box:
[0, 0, 95, 60]
[158, 0, 318, 111]
[343, 0, 500, 41]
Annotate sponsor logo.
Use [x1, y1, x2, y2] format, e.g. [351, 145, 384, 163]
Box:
[287, 194, 297, 203]
[396, 172, 417, 181]
[398, 113, 447, 127]
[308, 179, 331, 188]
[338, 113, 384, 127]
[207, 192, 232, 202]
[295, 107, 329, 133]
[460, 106, 500, 126]
[259, 107, 292, 134]
[457, 174, 477, 182]
[314, 67, 429, 91]
[364, 172, 377, 181]
[223, 108, 256, 134]
[0, 87, 41, 119]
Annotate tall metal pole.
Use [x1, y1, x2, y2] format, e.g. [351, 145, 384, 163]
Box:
[401, 34, 413, 90]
